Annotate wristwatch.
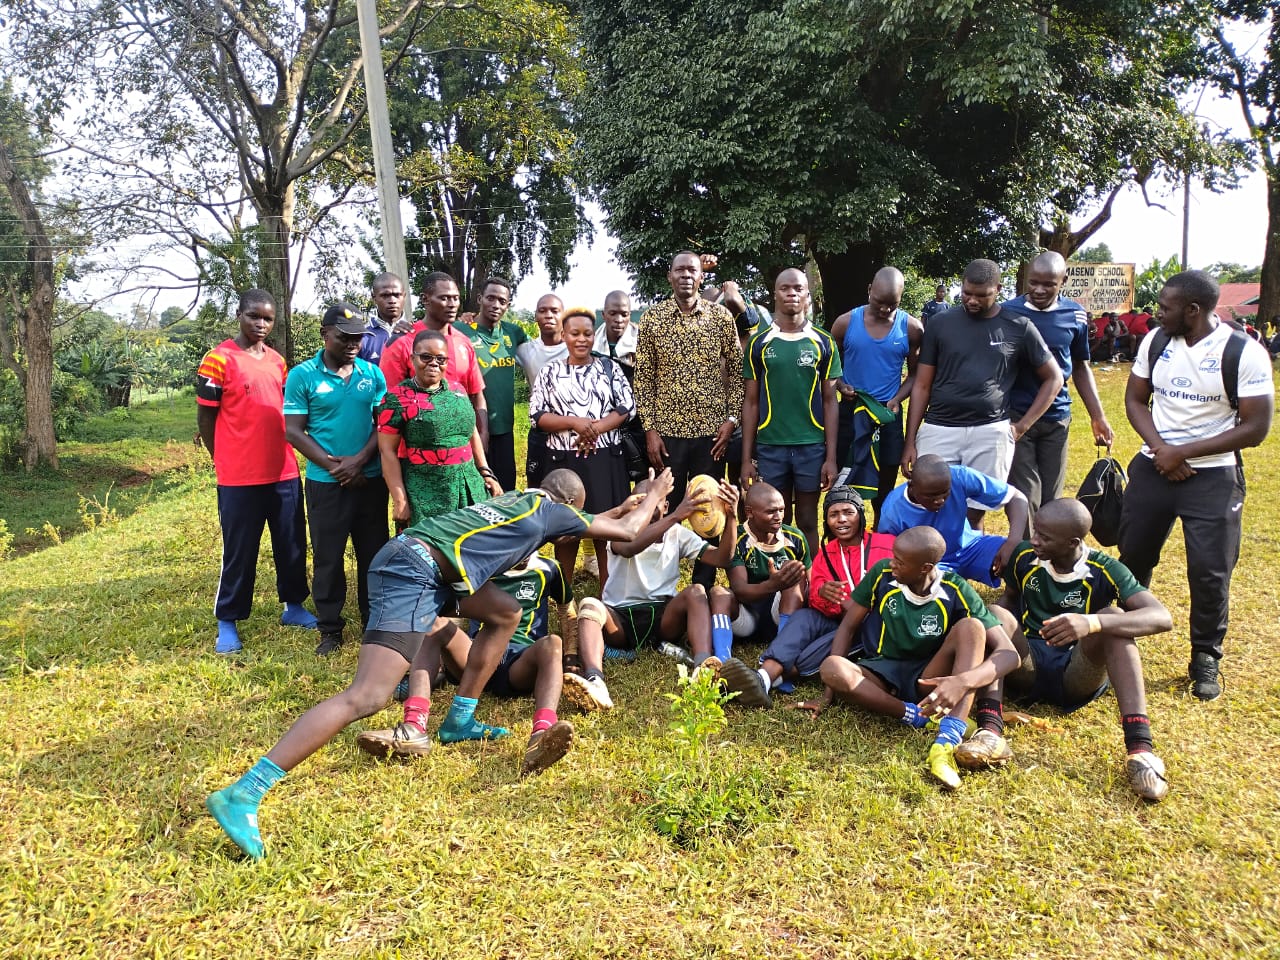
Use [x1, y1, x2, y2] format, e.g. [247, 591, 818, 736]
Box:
[726, 414, 740, 426]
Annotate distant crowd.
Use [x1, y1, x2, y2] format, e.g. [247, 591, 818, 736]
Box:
[196, 251, 1274, 860]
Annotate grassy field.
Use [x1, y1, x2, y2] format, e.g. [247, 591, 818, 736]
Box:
[1, 365, 1278, 959]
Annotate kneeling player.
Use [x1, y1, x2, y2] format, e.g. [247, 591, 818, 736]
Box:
[798, 526, 1018, 790]
[568, 478, 739, 711]
[725, 483, 810, 656]
[204, 468, 674, 860]
[357, 553, 575, 778]
[991, 498, 1173, 801]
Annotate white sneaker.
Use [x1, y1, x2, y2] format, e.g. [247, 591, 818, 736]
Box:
[1125, 751, 1169, 802]
[562, 672, 614, 711]
[581, 553, 600, 578]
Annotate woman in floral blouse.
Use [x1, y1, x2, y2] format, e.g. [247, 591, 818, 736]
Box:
[377, 329, 501, 526]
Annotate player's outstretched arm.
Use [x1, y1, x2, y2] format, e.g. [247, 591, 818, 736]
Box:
[583, 469, 675, 543]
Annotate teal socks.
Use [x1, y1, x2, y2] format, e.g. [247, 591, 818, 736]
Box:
[206, 756, 286, 860]
[438, 695, 509, 743]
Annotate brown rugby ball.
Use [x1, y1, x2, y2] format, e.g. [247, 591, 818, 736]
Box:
[685, 474, 726, 539]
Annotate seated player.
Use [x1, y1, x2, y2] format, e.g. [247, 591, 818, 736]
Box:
[989, 498, 1173, 801]
[567, 478, 739, 711]
[356, 553, 575, 779]
[204, 467, 675, 860]
[796, 527, 1019, 790]
[719, 485, 894, 707]
[878, 453, 1027, 586]
[725, 482, 811, 656]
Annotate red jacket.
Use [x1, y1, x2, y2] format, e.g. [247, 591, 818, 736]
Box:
[809, 532, 896, 617]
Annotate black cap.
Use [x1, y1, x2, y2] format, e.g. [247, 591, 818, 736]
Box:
[321, 302, 365, 335]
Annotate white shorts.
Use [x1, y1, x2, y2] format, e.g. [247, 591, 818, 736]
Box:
[731, 593, 782, 638]
[917, 420, 1014, 510]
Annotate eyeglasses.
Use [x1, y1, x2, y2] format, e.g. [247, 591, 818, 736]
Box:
[413, 354, 448, 366]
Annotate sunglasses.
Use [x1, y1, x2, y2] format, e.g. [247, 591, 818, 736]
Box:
[413, 353, 449, 366]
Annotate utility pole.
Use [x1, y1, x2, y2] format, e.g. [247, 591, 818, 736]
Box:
[1181, 167, 1191, 271]
[356, 0, 412, 309]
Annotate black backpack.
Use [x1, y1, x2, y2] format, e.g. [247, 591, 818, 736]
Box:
[1077, 449, 1127, 546]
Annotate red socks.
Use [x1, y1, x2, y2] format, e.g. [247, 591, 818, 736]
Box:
[403, 696, 430, 733]
[532, 708, 557, 735]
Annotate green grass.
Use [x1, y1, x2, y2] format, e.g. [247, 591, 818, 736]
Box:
[2, 364, 1279, 958]
[0, 390, 204, 554]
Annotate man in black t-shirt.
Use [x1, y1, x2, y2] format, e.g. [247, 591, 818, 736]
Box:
[901, 259, 1062, 529]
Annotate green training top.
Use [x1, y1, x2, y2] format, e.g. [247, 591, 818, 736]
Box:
[1007, 541, 1145, 642]
[852, 558, 998, 661]
[742, 325, 842, 446]
[457, 320, 529, 435]
[730, 522, 811, 583]
[483, 554, 572, 647]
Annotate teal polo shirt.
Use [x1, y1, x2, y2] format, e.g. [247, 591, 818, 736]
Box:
[283, 350, 387, 483]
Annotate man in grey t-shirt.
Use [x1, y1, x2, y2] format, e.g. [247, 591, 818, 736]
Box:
[901, 258, 1062, 529]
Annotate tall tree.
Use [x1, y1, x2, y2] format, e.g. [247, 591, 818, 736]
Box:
[2, 0, 438, 361]
[1196, 5, 1280, 326]
[0, 90, 58, 469]
[577, 0, 1244, 320]
[377, 0, 588, 303]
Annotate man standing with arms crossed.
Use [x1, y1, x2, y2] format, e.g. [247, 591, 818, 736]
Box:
[1002, 251, 1113, 535]
[830, 266, 923, 526]
[457, 277, 527, 491]
[1119, 270, 1273, 701]
[901, 258, 1062, 530]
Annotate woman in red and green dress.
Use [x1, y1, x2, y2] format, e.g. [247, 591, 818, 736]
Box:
[378, 329, 501, 526]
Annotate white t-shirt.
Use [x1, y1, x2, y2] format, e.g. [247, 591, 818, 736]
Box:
[603, 524, 708, 607]
[1133, 323, 1274, 469]
[517, 339, 569, 385]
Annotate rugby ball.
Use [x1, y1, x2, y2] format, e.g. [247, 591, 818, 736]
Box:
[686, 474, 726, 539]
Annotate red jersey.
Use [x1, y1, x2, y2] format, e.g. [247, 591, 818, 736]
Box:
[808, 532, 896, 617]
[1129, 312, 1152, 337]
[196, 339, 299, 486]
[378, 322, 484, 396]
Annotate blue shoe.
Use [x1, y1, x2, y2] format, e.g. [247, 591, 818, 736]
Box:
[206, 786, 264, 859]
[394, 674, 410, 703]
[216, 621, 242, 655]
[604, 646, 636, 663]
[437, 717, 510, 744]
[775, 680, 796, 694]
[280, 604, 318, 629]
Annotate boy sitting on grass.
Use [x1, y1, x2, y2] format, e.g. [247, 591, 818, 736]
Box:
[725, 482, 811, 658]
[719, 485, 894, 707]
[796, 526, 1019, 790]
[567, 478, 739, 712]
[990, 498, 1173, 801]
[356, 553, 576, 779]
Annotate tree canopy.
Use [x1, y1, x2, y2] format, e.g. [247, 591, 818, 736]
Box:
[577, 0, 1244, 320]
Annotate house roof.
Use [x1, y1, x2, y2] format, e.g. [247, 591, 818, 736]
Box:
[1218, 283, 1260, 318]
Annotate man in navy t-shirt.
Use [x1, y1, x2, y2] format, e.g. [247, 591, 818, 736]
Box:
[1003, 252, 1114, 535]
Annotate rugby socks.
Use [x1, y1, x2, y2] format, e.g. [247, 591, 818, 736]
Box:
[205, 756, 285, 860]
[776, 612, 792, 635]
[757, 667, 774, 693]
[711, 614, 733, 660]
[1122, 713, 1154, 755]
[933, 715, 968, 747]
[532, 708, 557, 735]
[237, 756, 287, 804]
[280, 603, 318, 628]
[215, 620, 242, 654]
[402, 696, 430, 734]
[438, 695, 509, 743]
[583, 666, 605, 683]
[974, 698, 1004, 735]
[901, 702, 928, 728]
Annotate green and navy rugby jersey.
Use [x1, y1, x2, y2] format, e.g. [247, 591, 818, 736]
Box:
[851, 559, 998, 661]
[1007, 541, 1144, 642]
[742, 325, 842, 446]
[485, 555, 572, 647]
[730, 522, 811, 583]
[405, 489, 591, 593]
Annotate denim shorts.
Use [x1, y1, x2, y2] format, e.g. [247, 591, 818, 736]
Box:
[755, 442, 827, 493]
[363, 535, 452, 635]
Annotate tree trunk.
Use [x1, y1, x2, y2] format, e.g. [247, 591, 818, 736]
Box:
[0, 139, 57, 470]
[812, 243, 887, 328]
[1258, 173, 1280, 332]
[257, 193, 294, 364]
